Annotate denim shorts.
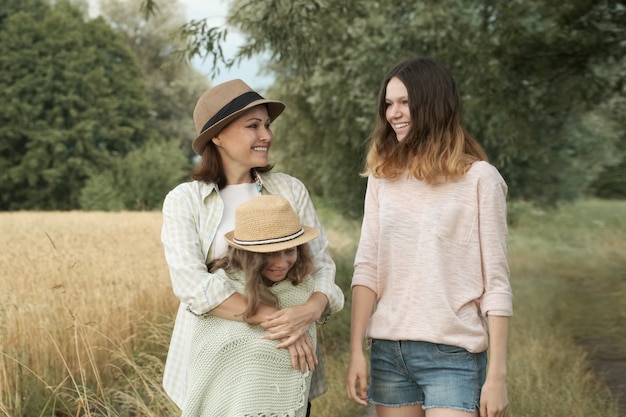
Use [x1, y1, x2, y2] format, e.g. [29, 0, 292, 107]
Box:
[368, 339, 487, 412]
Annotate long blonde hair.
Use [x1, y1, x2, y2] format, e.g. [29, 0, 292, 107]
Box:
[208, 244, 314, 321]
[363, 58, 487, 183]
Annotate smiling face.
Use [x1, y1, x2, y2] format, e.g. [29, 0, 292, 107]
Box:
[262, 247, 298, 283]
[212, 105, 274, 183]
[385, 77, 411, 142]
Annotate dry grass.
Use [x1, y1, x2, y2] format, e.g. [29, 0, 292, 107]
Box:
[1, 200, 624, 416]
[0, 210, 360, 417]
[0, 211, 178, 416]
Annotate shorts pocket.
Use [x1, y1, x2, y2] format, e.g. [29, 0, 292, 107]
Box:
[434, 343, 470, 357]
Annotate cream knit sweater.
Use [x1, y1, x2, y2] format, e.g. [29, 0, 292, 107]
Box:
[352, 161, 513, 352]
[182, 270, 316, 417]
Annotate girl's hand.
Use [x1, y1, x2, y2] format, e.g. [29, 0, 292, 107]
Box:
[345, 349, 369, 406]
[479, 378, 508, 417]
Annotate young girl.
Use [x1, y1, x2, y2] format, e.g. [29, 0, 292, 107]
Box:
[346, 58, 513, 417]
[182, 194, 320, 417]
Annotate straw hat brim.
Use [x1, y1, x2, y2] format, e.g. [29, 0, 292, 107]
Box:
[192, 100, 285, 155]
[224, 226, 319, 253]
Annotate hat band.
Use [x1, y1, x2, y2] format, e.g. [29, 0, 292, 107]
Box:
[233, 229, 304, 247]
[200, 91, 265, 134]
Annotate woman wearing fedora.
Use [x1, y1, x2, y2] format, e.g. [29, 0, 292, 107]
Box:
[345, 58, 512, 417]
[182, 194, 320, 417]
[161, 80, 344, 416]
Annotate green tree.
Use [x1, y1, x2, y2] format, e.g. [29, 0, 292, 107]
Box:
[589, 93, 626, 198]
[79, 139, 189, 210]
[98, 0, 210, 158]
[0, 0, 155, 210]
[146, 0, 626, 215]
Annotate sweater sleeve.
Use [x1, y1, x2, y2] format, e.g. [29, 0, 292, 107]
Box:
[352, 176, 380, 294]
[478, 175, 513, 317]
[292, 180, 345, 316]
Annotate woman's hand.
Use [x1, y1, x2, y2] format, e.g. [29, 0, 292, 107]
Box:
[261, 292, 327, 348]
[346, 286, 376, 406]
[345, 348, 369, 406]
[285, 334, 317, 373]
[244, 303, 279, 326]
[480, 315, 509, 417]
[480, 378, 508, 417]
[260, 304, 313, 346]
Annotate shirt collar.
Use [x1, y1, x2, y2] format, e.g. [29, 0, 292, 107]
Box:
[255, 171, 281, 195]
[199, 181, 218, 201]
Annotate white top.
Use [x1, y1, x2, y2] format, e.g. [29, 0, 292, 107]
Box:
[213, 183, 258, 257]
[352, 161, 513, 353]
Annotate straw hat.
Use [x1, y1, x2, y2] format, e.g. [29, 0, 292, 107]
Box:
[225, 195, 319, 253]
[191, 79, 286, 155]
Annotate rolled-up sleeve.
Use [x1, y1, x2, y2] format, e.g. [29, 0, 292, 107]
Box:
[478, 178, 513, 317]
[295, 185, 345, 315]
[161, 185, 236, 315]
[352, 176, 380, 295]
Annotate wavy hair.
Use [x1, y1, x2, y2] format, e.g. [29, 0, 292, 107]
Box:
[363, 58, 487, 183]
[208, 244, 314, 321]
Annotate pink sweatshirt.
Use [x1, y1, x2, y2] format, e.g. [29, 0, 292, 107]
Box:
[352, 161, 513, 353]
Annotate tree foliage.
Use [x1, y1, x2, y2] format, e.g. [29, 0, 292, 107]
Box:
[98, 0, 210, 159]
[0, 0, 204, 211]
[0, 0, 155, 210]
[79, 139, 189, 210]
[149, 0, 626, 216]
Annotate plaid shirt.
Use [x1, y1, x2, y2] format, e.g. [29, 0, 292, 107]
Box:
[161, 172, 345, 410]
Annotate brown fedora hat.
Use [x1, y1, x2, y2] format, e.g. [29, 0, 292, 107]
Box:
[191, 79, 286, 155]
[225, 195, 318, 253]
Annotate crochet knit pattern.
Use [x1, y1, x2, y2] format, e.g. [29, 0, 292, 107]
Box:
[182, 269, 316, 417]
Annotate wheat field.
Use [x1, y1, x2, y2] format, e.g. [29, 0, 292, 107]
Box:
[0, 210, 359, 417]
[0, 211, 179, 415]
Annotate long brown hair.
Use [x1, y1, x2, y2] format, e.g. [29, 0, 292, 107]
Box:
[363, 58, 487, 183]
[208, 244, 314, 321]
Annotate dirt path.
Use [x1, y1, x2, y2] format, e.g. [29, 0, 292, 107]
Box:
[591, 358, 626, 416]
[580, 337, 626, 416]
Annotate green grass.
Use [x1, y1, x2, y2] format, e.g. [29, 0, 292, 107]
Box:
[508, 199, 626, 360]
[493, 199, 624, 416]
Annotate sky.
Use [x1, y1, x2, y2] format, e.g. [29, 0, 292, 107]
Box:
[180, 0, 273, 89]
[87, 0, 271, 89]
